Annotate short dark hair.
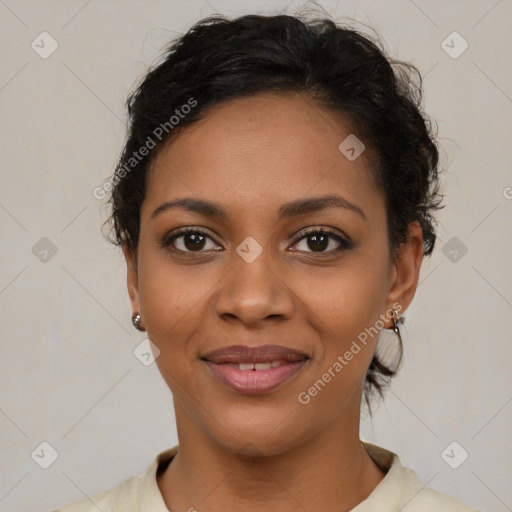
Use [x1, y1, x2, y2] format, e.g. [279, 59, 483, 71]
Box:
[107, 12, 443, 412]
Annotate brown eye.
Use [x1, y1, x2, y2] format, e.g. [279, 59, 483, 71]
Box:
[290, 227, 351, 254]
[161, 228, 221, 253]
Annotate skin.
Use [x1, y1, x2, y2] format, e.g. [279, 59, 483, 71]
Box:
[123, 92, 424, 511]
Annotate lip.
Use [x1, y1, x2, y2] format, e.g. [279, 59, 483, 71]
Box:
[201, 344, 309, 364]
[201, 344, 310, 395]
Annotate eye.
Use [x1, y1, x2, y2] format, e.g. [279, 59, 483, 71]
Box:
[161, 226, 352, 255]
[161, 227, 222, 253]
[289, 226, 352, 254]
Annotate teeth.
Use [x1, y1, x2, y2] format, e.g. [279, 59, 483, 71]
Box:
[254, 362, 271, 370]
[237, 361, 283, 371]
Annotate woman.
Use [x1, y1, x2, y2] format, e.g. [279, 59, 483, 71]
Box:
[54, 11, 478, 512]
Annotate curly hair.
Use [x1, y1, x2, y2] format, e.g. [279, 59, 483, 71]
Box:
[105, 12, 443, 413]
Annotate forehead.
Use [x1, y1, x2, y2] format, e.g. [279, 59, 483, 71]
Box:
[143, 92, 382, 222]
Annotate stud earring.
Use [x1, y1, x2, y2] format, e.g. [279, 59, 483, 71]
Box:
[132, 311, 143, 331]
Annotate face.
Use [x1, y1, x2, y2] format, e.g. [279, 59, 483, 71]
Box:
[124, 92, 423, 456]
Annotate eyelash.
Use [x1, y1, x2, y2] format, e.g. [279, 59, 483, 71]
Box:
[161, 226, 352, 255]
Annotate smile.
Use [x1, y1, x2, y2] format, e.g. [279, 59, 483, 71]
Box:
[201, 344, 310, 394]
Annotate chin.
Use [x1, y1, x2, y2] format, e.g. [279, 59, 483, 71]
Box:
[204, 405, 308, 457]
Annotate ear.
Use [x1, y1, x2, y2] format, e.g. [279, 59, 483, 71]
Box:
[384, 221, 424, 327]
[122, 243, 142, 324]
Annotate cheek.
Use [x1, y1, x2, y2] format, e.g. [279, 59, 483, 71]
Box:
[137, 262, 210, 398]
[307, 252, 388, 326]
[136, 249, 223, 370]
[299, 254, 390, 376]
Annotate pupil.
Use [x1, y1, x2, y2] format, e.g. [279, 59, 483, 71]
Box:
[185, 233, 205, 251]
[309, 234, 328, 252]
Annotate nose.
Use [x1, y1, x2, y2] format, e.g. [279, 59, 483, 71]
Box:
[213, 243, 295, 327]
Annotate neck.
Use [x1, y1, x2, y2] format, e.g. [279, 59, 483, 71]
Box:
[157, 405, 386, 512]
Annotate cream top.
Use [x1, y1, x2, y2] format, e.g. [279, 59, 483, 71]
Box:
[52, 442, 478, 511]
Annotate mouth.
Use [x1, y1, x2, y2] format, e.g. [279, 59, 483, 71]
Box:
[201, 344, 310, 395]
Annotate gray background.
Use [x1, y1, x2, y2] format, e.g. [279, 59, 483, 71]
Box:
[0, 0, 511, 511]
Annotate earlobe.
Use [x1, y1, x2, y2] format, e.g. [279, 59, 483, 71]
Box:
[385, 222, 424, 324]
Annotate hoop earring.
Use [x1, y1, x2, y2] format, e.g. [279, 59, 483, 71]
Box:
[132, 312, 143, 331]
[392, 308, 404, 349]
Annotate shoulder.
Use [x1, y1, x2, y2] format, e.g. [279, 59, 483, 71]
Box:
[50, 472, 143, 512]
[360, 442, 479, 512]
[400, 466, 478, 511]
[50, 446, 178, 512]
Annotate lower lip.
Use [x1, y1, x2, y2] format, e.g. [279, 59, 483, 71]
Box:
[204, 360, 308, 394]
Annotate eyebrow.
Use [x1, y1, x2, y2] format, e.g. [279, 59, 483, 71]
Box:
[151, 194, 366, 222]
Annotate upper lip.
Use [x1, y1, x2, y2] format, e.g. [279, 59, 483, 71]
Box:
[201, 344, 310, 364]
